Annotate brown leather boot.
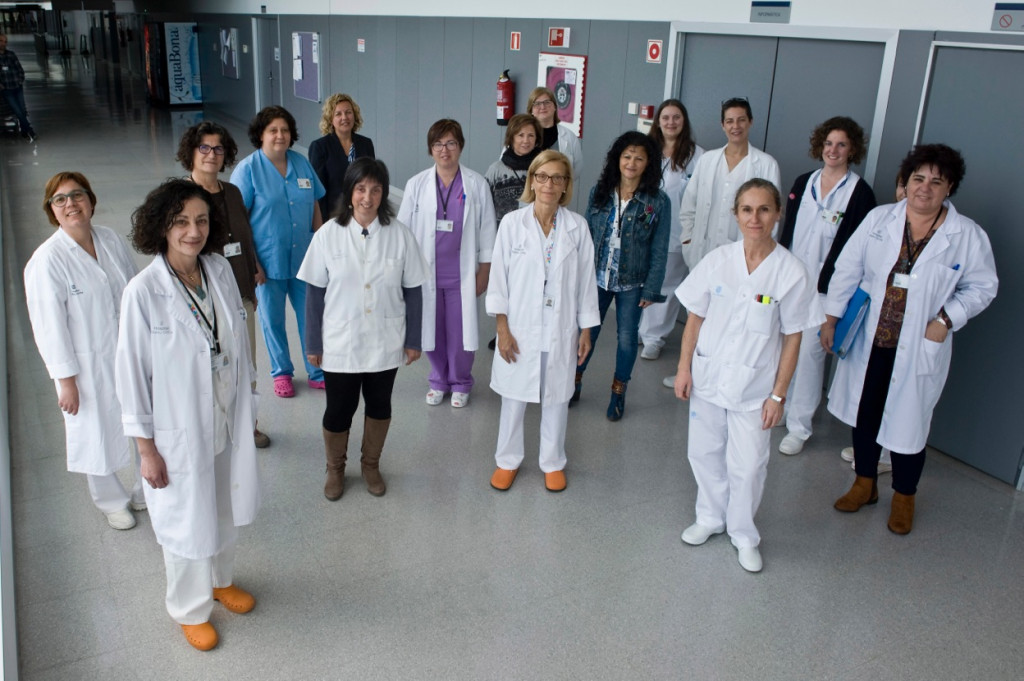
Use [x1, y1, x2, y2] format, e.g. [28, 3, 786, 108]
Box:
[887, 492, 916, 534]
[323, 428, 348, 501]
[834, 475, 879, 512]
[360, 417, 391, 496]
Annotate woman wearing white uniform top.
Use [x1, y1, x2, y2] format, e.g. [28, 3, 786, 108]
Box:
[639, 99, 704, 361]
[674, 179, 823, 573]
[116, 180, 261, 652]
[527, 87, 582, 180]
[823, 144, 997, 535]
[776, 117, 877, 455]
[487, 150, 600, 493]
[301, 158, 427, 501]
[24, 171, 143, 531]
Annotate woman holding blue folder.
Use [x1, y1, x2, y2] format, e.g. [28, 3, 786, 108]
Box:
[821, 144, 998, 534]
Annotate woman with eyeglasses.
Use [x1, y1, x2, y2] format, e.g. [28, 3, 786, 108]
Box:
[485, 113, 542, 226]
[574, 131, 670, 421]
[398, 119, 496, 409]
[487, 150, 599, 493]
[24, 172, 144, 531]
[527, 87, 582, 180]
[309, 93, 375, 219]
[177, 121, 270, 449]
[230, 106, 326, 399]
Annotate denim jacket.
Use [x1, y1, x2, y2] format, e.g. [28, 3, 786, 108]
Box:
[585, 185, 671, 303]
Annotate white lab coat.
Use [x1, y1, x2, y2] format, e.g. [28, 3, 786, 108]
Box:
[556, 123, 583, 180]
[115, 254, 260, 560]
[24, 225, 138, 475]
[297, 217, 428, 373]
[486, 205, 600, 404]
[679, 144, 781, 270]
[397, 164, 497, 352]
[677, 241, 823, 412]
[825, 200, 998, 454]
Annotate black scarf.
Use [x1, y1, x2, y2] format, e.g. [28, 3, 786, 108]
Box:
[501, 145, 541, 171]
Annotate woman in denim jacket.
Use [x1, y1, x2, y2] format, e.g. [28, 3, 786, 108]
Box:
[575, 131, 670, 420]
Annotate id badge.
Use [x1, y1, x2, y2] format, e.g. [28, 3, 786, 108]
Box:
[211, 352, 229, 372]
[893, 273, 911, 289]
[223, 241, 242, 257]
[297, 178, 312, 189]
[821, 209, 841, 225]
[544, 295, 555, 308]
[609, 233, 622, 250]
[435, 219, 454, 232]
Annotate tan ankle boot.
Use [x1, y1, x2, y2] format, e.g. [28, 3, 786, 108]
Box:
[323, 428, 348, 501]
[360, 417, 391, 496]
[887, 492, 915, 534]
[834, 475, 879, 512]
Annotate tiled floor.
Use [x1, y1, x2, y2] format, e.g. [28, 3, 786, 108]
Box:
[2, 35, 1023, 681]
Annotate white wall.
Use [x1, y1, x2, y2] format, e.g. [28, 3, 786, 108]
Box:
[135, 0, 999, 33]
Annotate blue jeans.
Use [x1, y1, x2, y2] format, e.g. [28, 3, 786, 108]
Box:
[578, 287, 643, 383]
[2, 86, 33, 135]
[255, 277, 324, 381]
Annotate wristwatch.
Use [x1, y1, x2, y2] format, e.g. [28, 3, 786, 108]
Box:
[769, 393, 786, 405]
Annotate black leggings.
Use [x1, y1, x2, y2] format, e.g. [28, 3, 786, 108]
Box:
[322, 368, 398, 433]
[852, 345, 926, 495]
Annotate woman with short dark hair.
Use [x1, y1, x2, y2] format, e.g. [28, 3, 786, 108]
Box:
[485, 113, 543, 225]
[300, 158, 428, 501]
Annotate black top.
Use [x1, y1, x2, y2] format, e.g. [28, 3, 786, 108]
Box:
[779, 171, 878, 294]
[308, 132, 376, 219]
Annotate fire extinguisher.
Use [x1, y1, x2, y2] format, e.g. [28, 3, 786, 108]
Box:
[496, 69, 515, 126]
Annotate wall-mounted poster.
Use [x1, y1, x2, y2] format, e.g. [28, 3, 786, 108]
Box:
[220, 27, 238, 79]
[537, 52, 586, 139]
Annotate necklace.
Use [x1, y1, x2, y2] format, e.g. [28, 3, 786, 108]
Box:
[172, 264, 206, 300]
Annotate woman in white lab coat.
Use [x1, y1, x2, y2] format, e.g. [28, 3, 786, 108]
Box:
[674, 178, 823, 573]
[116, 179, 261, 652]
[822, 144, 998, 534]
[24, 171, 143, 531]
[300, 158, 427, 501]
[486, 150, 600, 493]
[398, 119, 496, 409]
[526, 87, 582, 179]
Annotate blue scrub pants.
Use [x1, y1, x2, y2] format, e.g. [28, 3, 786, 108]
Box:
[255, 277, 324, 381]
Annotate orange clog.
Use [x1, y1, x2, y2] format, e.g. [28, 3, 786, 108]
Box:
[489, 467, 518, 491]
[213, 584, 256, 614]
[181, 622, 218, 651]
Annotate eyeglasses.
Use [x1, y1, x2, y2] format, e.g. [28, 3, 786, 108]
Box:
[533, 172, 568, 187]
[198, 144, 226, 156]
[431, 140, 460, 152]
[49, 189, 89, 207]
[532, 99, 554, 109]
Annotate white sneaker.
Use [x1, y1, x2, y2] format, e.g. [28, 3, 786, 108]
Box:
[662, 375, 676, 388]
[681, 522, 725, 546]
[425, 389, 445, 406]
[737, 546, 763, 573]
[450, 392, 469, 408]
[106, 508, 137, 530]
[640, 344, 662, 360]
[852, 460, 893, 475]
[840, 446, 854, 462]
[129, 498, 147, 512]
[778, 433, 806, 456]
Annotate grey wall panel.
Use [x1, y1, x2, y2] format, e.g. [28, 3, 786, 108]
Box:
[195, 14, 257, 129]
[678, 34, 778, 153]
[582, 21, 628, 198]
[371, 18, 399, 180]
[441, 17, 476, 149]
[919, 45, 1024, 485]
[467, 18, 507, 177]
[764, 38, 883, 194]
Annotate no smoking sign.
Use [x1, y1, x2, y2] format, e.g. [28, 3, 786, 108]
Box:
[647, 39, 663, 64]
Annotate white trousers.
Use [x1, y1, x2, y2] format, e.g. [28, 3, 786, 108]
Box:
[86, 446, 144, 513]
[639, 251, 689, 348]
[784, 324, 828, 440]
[494, 352, 569, 473]
[163, 446, 238, 625]
[687, 394, 770, 548]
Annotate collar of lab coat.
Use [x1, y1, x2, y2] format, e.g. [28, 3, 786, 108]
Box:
[884, 199, 962, 269]
[150, 254, 238, 342]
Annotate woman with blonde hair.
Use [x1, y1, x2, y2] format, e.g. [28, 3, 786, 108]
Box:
[309, 93, 375, 218]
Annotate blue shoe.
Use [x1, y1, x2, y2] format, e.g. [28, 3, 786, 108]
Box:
[606, 379, 627, 421]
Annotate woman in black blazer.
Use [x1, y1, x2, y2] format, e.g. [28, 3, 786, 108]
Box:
[308, 93, 375, 218]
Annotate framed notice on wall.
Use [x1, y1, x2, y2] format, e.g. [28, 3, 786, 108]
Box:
[537, 52, 587, 139]
[292, 31, 321, 102]
[220, 27, 239, 80]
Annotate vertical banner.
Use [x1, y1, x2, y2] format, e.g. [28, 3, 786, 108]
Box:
[537, 52, 587, 138]
[164, 22, 202, 104]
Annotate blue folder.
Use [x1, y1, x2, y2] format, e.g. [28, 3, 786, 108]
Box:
[833, 287, 870, 359]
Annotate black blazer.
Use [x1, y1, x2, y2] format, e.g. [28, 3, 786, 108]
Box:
[308, 132, 375, 218]
[779, 171, 877, 294]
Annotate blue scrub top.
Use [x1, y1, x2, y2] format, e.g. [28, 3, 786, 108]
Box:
[231, 148, 326, 280]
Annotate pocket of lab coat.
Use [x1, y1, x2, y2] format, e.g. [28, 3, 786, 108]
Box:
[690, 353, 712, 390]
[745, 299, 775, 336]
[154, 428, 192, 474]
[917, 336, 948, 376]
[721, 362, 774, 406]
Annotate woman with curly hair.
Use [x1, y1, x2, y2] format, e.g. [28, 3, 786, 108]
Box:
[776, 116, 877, 456]
[573, 131, 670, 421]
[308, 93, 375, 218]
[115, 179, 262, 651]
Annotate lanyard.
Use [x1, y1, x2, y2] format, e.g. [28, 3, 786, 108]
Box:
[902, 208, 944, 271]
[165, 256, 220, 353]
[435, 170, 460, 220]
[809, 170, 850, 212]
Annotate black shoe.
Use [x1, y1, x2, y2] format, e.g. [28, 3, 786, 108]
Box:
[487, 336, 496, 351]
